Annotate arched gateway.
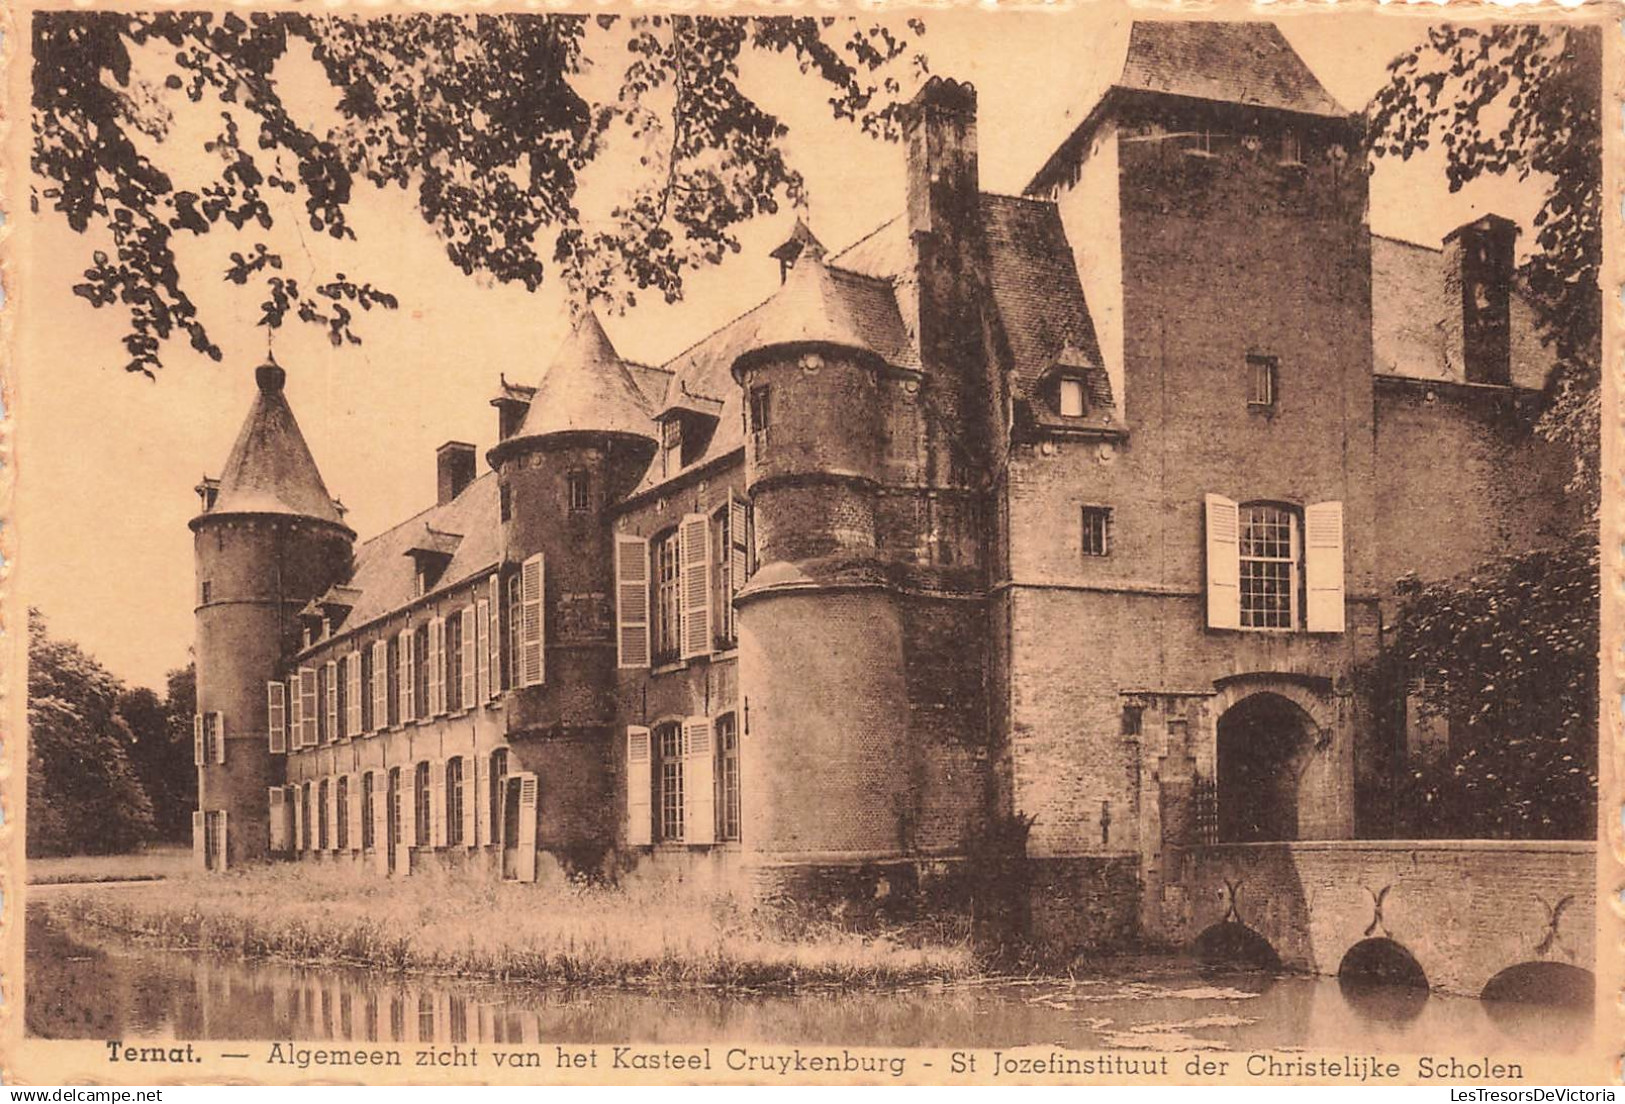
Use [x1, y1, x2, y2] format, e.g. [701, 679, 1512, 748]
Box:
[1215, 692, 1318, 842]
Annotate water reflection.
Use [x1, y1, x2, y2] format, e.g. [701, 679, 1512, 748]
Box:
[26, 907, 1590, 1055]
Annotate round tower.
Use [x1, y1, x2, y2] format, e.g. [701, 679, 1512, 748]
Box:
[487, 311, 657, 734]
[191, 361, 354, 868]
[731, 249, 915, 858]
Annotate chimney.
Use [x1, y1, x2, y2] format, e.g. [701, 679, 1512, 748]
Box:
[906, 77, 979, 243]
[436, 441, 477, 505]
[1442, 214, 1517, 385]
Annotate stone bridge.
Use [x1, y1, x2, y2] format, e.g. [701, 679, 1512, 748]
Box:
[1161, 840, 1595, 997]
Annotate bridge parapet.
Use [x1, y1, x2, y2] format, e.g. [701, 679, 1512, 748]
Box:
[1161, 840, 1595, 996]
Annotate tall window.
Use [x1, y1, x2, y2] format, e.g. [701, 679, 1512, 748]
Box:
[1239, 503, 1298, 629]
[489, 748, 509, 847]
[656, 722, 685, 843]
[386, 635, 401, 727]
[653, 529, 682, 665]
[715, 507, 736, 648]
[717, 713, 740, 843]
[748, 385, 771, 443]
[336, 656, 349, 739]
[360, 648, 374, 732]
[387, 768, 402, 848]
[336, 776, 350, 850]
[1247, 354, 1278, 410]
[412, 624, 430, 719]
[316, 664, 329, 743]
[446, 758, 465, 846]
[445, 613, 464, 712]
[317, 780, 330, 850]
[499, 482, 512, 522]
[1082, 506, 1112, 558]
[361, 773, 375, 850]
[567, 470, 591, 512]
[301, 783, 312, 850]
[414, 762, 431, 847]
[507, 574, 522, 690]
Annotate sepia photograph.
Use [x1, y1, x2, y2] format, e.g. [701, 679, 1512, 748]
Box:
[4, 1, 1615, 1087]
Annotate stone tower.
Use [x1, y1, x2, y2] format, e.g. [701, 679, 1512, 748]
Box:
[192, 360, 353, 868]
[486, 312, 657, 858]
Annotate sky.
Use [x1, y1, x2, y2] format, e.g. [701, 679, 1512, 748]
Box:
[18, 9, 1554, 691]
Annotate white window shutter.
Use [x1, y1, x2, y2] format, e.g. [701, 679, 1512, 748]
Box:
[519, 553, 545, 687]
[516, 773, 539, 883]
[1305, 501, 1347, 633]
[299, 667, 318, 747]
[348, 774, 363, 851]
[268, 682, 287, 755]
[679, 514, 713, 659]
[347, 651, 363, 736]
[683, 717, 716, 846]
[1205, 494, 1241, 630]
[210, 712, 226, 764]
[325, 660, 338, 741]
[730, 490, 749, 609]
[194, 714, 205, 766]
[487, 575, 503, 697]
[193, 810, 206, 869]
[267, 787, 287, 853]
[288, 678, 302, 749]
[625, 726, 652, 847]
[399, 631, 416, 724]
[372, 641, 389, 730]
[427, 619, 444, 716]
[461, 759, 476, 849]
[431, 759, 446, 847]
[474, 599, 490, 704]
[462, 607, 478, 707]
[293, 786, 305, 851]
[616, 535, 651, 669]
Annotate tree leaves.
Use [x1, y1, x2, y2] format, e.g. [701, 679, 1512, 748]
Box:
[32, 12, 923, 375]
[1369, 25, 1601, 507]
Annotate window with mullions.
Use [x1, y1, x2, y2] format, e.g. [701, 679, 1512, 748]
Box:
[1239, 503, 1298, 629]
[446, 758, 465, 846]
[657, 722, 685, 843]
[414, 761, 432, 847]
[653, 530, 682, 665]
[1247, 355, 1278, 410]
[717, 713, 740, 842]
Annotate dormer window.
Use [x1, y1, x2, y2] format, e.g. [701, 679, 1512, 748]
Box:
[1059, 378, 1087, 418]
[662, 419, 682, 479]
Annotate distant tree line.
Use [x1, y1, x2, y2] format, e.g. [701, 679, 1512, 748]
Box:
[28, 609, 196, 856]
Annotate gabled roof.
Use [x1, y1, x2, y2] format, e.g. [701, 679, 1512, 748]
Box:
[1117, 21, 1345, 118]
[203, 361, 348, 528]
[510, 311, 656, 443]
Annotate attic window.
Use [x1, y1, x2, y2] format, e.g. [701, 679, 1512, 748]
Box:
[1280, 129, 1302, 165]
[1247, 355, 1278, 410]
[1059, 378, 1087, 418]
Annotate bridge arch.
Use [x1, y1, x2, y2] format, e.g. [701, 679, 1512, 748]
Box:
[1215, 692, 1318, 842]
[1192, 921, 1281, 968]
[1481, 961, 1594, 1006]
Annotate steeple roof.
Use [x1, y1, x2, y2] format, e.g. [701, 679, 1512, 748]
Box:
[510, 311, 656, 442]
[729, 249, 884, 371]
[1116, 21, 1345, 117]
[202, 361, 347, 527]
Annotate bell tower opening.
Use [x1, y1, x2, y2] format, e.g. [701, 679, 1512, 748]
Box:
[1216, 692, 1316, 842]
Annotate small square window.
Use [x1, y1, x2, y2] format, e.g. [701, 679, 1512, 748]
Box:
[1059, 378, 1086, 418]
[1121, 705, 1143, 737]
[1247, 355, 1278, 409]
[567, 471, 590, 513]
[1082, 506, 1112, 557]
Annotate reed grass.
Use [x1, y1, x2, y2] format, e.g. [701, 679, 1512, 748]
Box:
[29, 846, 194, 885]
[44, 862, 974, 991]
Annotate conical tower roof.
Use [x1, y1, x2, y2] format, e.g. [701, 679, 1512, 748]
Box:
[511, 311, 656, 443]
[730, 248, 878, 372]
[200, 361, 348, 528]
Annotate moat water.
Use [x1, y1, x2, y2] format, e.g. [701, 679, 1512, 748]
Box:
[26, 905, 1591, 1060]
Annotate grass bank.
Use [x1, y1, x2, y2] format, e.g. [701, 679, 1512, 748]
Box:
[29, 846, 193, 885]
[42, 863, 975, 991]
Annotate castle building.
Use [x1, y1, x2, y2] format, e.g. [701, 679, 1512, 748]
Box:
[191, 22, 1573, 947]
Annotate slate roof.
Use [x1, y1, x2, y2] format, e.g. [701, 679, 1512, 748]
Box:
[510, 311, 657, 443]
[331, 471, 502, 633]
[1117, 21, 1345, 118]
[204, 362, 348, 527]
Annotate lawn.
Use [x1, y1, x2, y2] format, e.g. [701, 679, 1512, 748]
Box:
[41, 862, 975, 991]
[29, 846, 194, 885]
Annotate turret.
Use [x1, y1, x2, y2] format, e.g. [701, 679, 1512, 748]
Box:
[730, 249, 915, 857]
[487, 312, 658, 735]
[1443, 214, 1517, 385]
[191, 360, 354, 868]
